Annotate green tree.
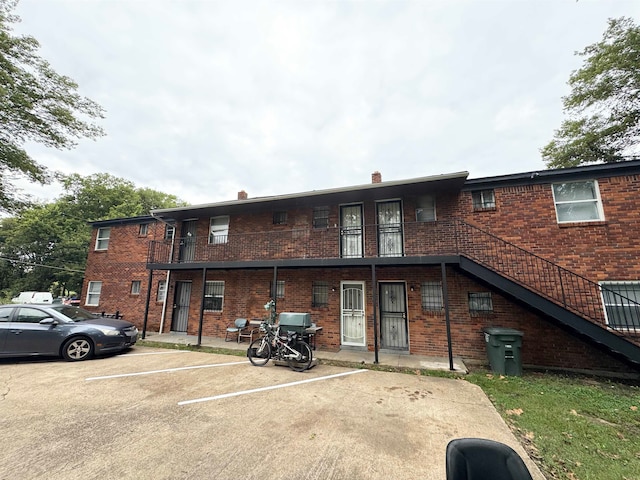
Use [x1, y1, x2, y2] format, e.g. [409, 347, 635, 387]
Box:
[0, 173, 187, 298]
[542, 17, 640, 169]
[0, 0, 105, 212]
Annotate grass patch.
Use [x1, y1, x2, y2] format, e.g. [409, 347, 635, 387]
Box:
[465, 370, 640, 480]
[137, 341, 640, 479]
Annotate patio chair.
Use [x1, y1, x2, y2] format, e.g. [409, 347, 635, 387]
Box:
[446, 438, 533, 480]
[225, 318, 249, 343]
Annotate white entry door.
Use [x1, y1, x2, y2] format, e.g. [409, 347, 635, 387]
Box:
[341, 282, 366, 346]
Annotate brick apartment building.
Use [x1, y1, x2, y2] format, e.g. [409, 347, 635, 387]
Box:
[82, 161, 640, 374]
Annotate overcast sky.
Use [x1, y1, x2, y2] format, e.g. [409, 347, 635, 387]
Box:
[12, 0, 640, 206]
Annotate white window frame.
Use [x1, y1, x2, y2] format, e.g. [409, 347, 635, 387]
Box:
[600, 281, 640, 330]
[139, 224, 149, 236]
[131, 280, 141, 295]
[86, 281, 102, 306]
[157, 280, 167, 302]
[552, 180, 604, 224]
[209, 216, 229, 244]
[95, 228, 111, 251]
[204, 281, 225, 312]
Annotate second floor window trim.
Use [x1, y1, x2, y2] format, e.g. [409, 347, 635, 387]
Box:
[552, 180, 604, 224]
[472, 190, 496, 210]
[209, 216, 230, 244]
[95, 228, 111, 251]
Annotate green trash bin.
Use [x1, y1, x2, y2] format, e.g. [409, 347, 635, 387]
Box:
[483, 327, 523, 376]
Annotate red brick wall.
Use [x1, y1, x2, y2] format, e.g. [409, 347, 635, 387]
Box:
[82, 221, 166, 331]
[460, 175, 640, 281]
[82, 173, 640, 374]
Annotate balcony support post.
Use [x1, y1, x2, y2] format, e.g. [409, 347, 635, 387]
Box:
[141, 269, 153, 339]
[441, 262, 454, 371]
[197, 267, 207, 346]
[272, 266, 278, 313]
[371, 264, 379, 364]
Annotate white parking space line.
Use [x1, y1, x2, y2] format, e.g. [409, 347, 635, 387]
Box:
[120, 351, 190, 357]
[86, 361, 249, 381]
[178, 369, 368, 406]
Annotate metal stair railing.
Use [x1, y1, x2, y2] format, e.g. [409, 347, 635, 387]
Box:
[456, 220, 640, 335]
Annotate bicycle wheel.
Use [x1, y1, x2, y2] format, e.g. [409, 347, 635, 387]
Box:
[247, 337, 271, 366]
[287, 341, 312, 372]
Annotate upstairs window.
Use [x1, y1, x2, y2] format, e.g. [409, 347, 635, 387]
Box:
[313, 207, 329, 228]
[139, 224, 149, 236]
[416, 196, 436, 222]
[164, 225, 175, 240]
[600, 281, 640, 330]
[204, 281, 225, 311]
[273, 211, 288, 225]
[469, 292, 493, 313]
[312, 281, 329, 307]
[552, 181, 604, 223]
[472, 190, 496, 210]
[131, 281, 141, 295]
[209, 216, 229, 244]
[95, 228, 111, 251]
[421, 281, 443, 311]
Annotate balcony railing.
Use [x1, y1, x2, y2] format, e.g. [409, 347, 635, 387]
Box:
[456, 221, 640, 336]
[147, 219, 640, 336]
[147, 221, 460, 264]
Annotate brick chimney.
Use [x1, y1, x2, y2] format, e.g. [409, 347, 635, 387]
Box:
[372, 171, 382, 184]
[238, 190, 248, 200]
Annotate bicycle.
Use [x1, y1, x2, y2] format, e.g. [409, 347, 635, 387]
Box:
[247, 322, 313, 372]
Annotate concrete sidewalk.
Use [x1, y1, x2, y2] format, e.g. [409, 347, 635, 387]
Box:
[141, 331, 469, 373]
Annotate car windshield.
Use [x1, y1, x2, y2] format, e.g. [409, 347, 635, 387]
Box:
[50, 305, 99, 322]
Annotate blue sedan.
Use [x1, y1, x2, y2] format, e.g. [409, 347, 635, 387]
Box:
[0, 304, 138, 361]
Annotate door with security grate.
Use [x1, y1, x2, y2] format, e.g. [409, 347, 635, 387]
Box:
[379, 282, 408, 350]
[171, 281, 191, 333]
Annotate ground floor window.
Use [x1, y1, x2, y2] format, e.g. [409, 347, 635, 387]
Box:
[204, 281, 225, 311]
[600, 281, 640, 329]
[312, 281, 329, 307]
[86, 281, 102, 306]
[421, 281, 443, 311]
[157, 280, 167, 302]
[270, 280, 285, 299]
[468, 292, 493, 313]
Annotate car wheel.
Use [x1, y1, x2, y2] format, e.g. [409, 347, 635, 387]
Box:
[62, 337, 94, 361]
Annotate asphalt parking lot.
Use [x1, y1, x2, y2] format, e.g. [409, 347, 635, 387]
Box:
[0, 346, 544, 480]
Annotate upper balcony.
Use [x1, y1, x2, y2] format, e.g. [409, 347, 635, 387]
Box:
[147, 220, 460, 268]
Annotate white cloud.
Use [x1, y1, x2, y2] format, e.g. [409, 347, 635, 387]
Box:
[11, 0, 640, 207]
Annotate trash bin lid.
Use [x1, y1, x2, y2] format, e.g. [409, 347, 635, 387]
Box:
[483, 327, 524, 336]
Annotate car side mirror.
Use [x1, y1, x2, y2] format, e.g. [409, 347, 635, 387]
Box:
[39, 318, 58, 326]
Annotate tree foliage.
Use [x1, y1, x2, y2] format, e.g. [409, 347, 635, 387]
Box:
[0, 173, 187, 300]
[0, 0, 105, 212]
[542, 17, 640, 169]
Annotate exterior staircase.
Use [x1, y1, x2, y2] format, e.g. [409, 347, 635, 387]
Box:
[455, 221, 640, 368]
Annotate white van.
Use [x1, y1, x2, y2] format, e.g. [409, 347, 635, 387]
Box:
[11, 291, 54, 304]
